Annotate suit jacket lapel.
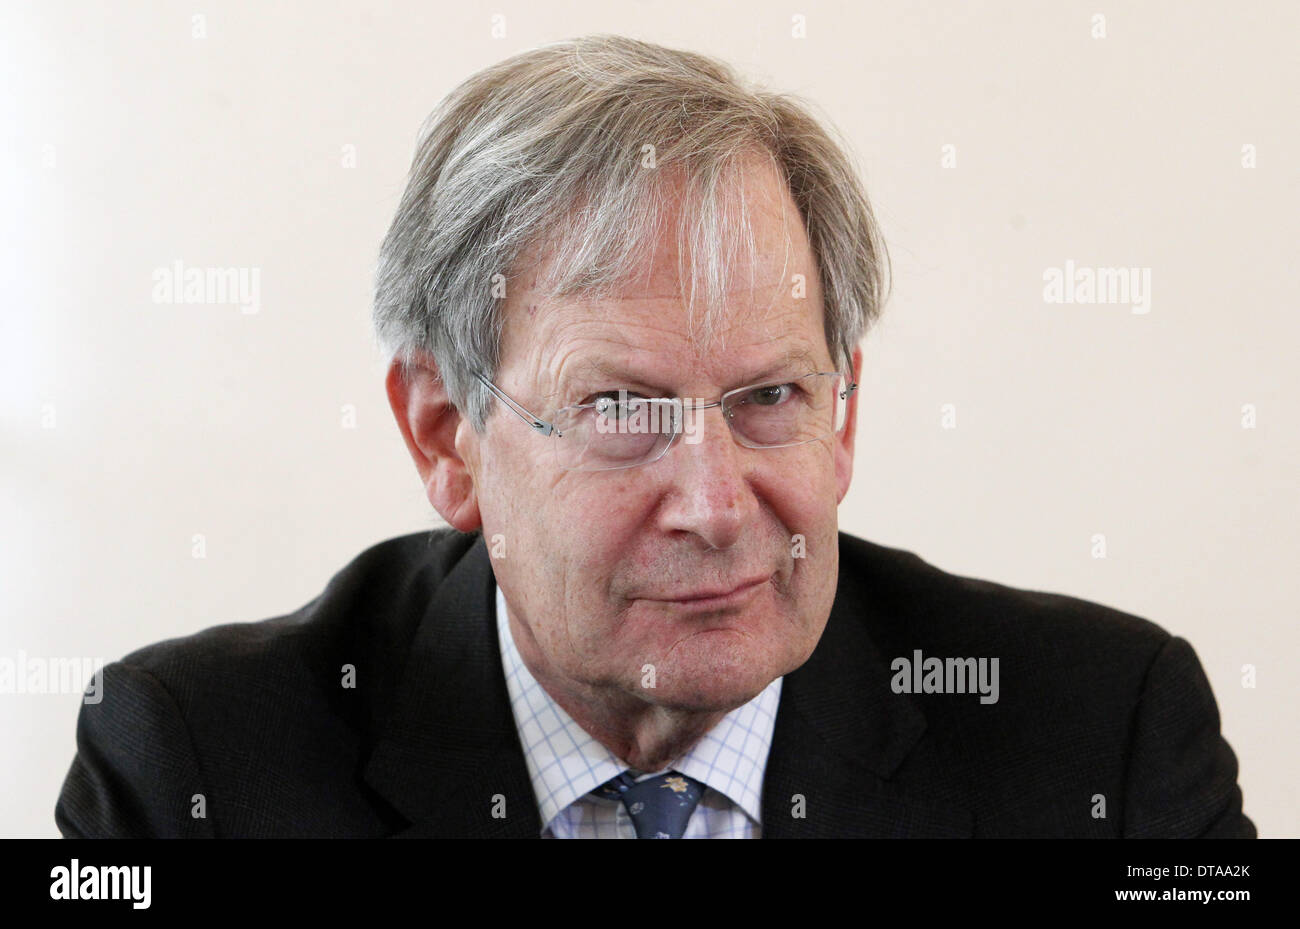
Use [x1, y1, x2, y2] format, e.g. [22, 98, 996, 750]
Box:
[761, 546, 973, 838]
[363, 532, 541, 838]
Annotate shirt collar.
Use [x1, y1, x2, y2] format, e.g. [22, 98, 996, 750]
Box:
[494, 582, 781, 834]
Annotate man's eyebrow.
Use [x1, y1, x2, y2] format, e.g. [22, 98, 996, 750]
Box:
[561, 346, 823, 396]
[742, 347, 822, 385]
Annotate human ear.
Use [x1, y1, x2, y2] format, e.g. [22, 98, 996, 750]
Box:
[834, 346, 862, 504]
[385, 351, 483, 531]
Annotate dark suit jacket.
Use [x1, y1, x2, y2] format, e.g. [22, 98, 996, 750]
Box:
[54, 529, 1255, 838]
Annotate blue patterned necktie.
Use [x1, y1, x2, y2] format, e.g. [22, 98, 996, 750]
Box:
[591, 770, 706, 839]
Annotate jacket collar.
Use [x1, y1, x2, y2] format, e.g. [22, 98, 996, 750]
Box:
[363, 532, 540, 838]
[364, 531, 970, 838]
[760, 563, 972, 837]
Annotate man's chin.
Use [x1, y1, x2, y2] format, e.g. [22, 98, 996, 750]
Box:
[638, 640, 784, 713]
[644, 684, 769, 715]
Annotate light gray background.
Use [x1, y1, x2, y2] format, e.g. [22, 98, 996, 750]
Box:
[3, 0, 1296, 837]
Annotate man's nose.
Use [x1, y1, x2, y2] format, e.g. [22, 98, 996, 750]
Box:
[655, 404, 758, 551]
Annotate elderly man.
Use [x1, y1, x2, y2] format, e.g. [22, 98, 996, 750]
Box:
[56, 35, 1253, 839]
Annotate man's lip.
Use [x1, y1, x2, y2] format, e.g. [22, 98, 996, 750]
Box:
[643, 575, 771, 603]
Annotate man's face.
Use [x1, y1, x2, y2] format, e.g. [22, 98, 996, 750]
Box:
[459, 158, 858, 713]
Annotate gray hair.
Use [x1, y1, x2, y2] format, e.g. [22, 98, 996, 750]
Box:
[373, 34, 890, 430]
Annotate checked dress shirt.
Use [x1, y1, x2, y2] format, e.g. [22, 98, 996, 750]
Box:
[494, 583, 781, 838]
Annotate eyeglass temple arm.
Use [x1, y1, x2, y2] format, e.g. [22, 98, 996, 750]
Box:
[474, 373, 556, 436]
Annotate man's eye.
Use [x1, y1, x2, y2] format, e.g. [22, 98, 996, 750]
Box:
[747, 384, 796, 406]
[586, 389, 645, 405]
[588, 390, 646, 417]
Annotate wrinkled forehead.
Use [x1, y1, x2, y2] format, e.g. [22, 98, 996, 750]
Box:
[500, 273, 827, 401]
[497, 156, 826, 390]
